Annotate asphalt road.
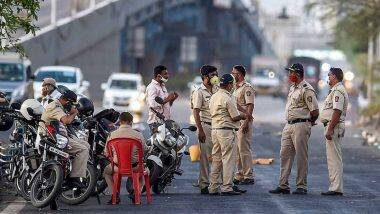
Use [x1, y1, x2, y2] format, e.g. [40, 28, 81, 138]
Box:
[1, 95, 379, 214]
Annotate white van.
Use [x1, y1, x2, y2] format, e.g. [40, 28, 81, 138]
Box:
[101, 73, 146, 115]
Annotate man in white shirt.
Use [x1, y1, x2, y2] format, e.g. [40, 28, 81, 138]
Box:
[146, 65, 178, 132]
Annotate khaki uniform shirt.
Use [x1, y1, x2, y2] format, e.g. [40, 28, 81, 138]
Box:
[285, 80, 319, 121]
[233, 81, 255, 113]
[320, 82, 349, 123]
[209, 89, 240, 129]
[105, 124, 147, 164]
[41, 99, 67, 125]
[192, 84, 218, 123]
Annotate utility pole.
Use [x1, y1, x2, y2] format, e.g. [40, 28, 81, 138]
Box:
[367, 28, 374, 104]
[51, 0, 57, 26]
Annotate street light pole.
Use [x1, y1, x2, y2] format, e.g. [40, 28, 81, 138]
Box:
[367, 29, 374, 104]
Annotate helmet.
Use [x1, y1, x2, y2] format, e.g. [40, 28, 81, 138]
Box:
[20, 99, 44, 121]
[0, 114, 13, 131]
[77, 97, 94, 117]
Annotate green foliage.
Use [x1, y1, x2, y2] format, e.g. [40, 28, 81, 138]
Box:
[0, 0, 41, 55]
[360, 102, 380, 117]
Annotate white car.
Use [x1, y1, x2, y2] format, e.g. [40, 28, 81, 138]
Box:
[101, 73, 146, 115]
[33, 66, 90, 99]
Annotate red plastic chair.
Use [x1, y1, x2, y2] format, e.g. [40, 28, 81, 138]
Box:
[107, 138, 152, 205]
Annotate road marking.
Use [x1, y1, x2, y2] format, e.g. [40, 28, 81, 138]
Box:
[1, 200, 26, 214]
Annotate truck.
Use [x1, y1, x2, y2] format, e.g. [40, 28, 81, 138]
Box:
[0, 52, 34, 103]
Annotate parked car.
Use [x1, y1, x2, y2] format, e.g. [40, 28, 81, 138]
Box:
[33, 66, 90, 99]
[0, 52, 33, 103]
[101, 73, 146, 115]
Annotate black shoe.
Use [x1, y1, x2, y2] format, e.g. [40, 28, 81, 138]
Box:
[292, 188, 307, 195]
[221, 191, 241, 196]
[232, 185, 247, 193]
[269, 187, 290, 194]
[233, 179, 241, 185]
[209, 192, 220, 196]
[240, 178, 255, 185]
[321, 191, 343, 196]
[107, 196, 120, 205]
[192, 182, 200, 188]
[67, 177, 85, 189]
[49, 199, 58, 210]
[201, 187, 209, 194]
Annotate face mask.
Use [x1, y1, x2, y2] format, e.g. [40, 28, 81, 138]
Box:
[210, 76, 220, 86]
[289, 74, 298, 83]
[63, 102, 73, 112]
[160, 75, 168, 83]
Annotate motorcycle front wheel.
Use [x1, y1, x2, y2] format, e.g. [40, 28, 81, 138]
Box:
[30, 164, 63, 208]
[19, 170, 33, 201]
[147, 160, 164, 194]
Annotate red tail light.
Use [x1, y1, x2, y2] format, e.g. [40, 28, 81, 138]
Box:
[46, 124, 56, 136]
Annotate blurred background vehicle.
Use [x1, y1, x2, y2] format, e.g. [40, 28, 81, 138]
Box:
[101, 73, 146, 116]
[0, 52, 33, 103]
[251, 56, 284, 98]
[33, 66, 90, 99]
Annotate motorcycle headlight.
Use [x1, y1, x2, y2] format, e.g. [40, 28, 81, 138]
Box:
[56, 134, 69, 149]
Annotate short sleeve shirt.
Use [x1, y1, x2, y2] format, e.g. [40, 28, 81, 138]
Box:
[233, 81, 255, 112]
[320, 82, 349, 123]
[209, 89, 240, 129]
[193, 84, 218, 123]
[285, 80, 319, 121]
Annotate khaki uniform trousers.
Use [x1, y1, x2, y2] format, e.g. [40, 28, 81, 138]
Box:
[235, 122, 254, 180]
[279, 122, 311, 190]
[209, 129, 237, 193]
[325, 123, 344, 193]
[68, 137, 90, 178]
[198, 122, 213, 189]
[103, 164, 147, 193]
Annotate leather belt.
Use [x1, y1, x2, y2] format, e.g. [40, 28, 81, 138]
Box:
[202, 121, 212, 126]
[288, 118, 310, 124]
[213, 127, 239, 131]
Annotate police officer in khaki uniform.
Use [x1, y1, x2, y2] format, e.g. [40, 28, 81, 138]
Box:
[269, 63, 319, 195]
[192, 65, 219, 194]
[231, 65, 255, 185]
[41, 90, 90, 187]
[103, 112, 147, 204]
[38, 78, 57, 107]
[320, 68, 348, 196]
[208, 74, 247, 196]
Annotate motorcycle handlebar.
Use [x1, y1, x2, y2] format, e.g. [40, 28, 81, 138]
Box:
[150, 107, 165, 120]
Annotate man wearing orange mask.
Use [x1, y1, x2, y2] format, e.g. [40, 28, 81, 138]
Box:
[269, 63, 319, 195]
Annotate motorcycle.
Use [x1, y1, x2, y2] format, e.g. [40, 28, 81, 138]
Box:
[0, 102, 40, 201]
[79, 108, 119, 195]
[29, 120, 96, 208]
[145, 97, 197, 194]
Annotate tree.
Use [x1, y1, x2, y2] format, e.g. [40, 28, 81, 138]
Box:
[0, 0, 41, 54]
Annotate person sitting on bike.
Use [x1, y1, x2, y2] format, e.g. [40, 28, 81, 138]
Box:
[41, 89, 90, 188]
[103, 112, 147, 205]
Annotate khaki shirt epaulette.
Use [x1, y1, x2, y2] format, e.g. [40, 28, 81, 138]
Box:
[285, 80, 319, 121]
[193, 84, 218, 123]
[209, 89, 240, 129]
[233, 81, 255, 112]
[320, 82, 349, 123]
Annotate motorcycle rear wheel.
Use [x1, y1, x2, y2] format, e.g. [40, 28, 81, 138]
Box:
[60, 164, 96, 205]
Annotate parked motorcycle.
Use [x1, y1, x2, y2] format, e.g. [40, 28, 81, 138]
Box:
[145, 97, 197, 194]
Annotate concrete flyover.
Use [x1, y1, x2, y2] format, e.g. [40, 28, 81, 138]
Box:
[20, 0, 268, 101]
[20, 0, 160, 101]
